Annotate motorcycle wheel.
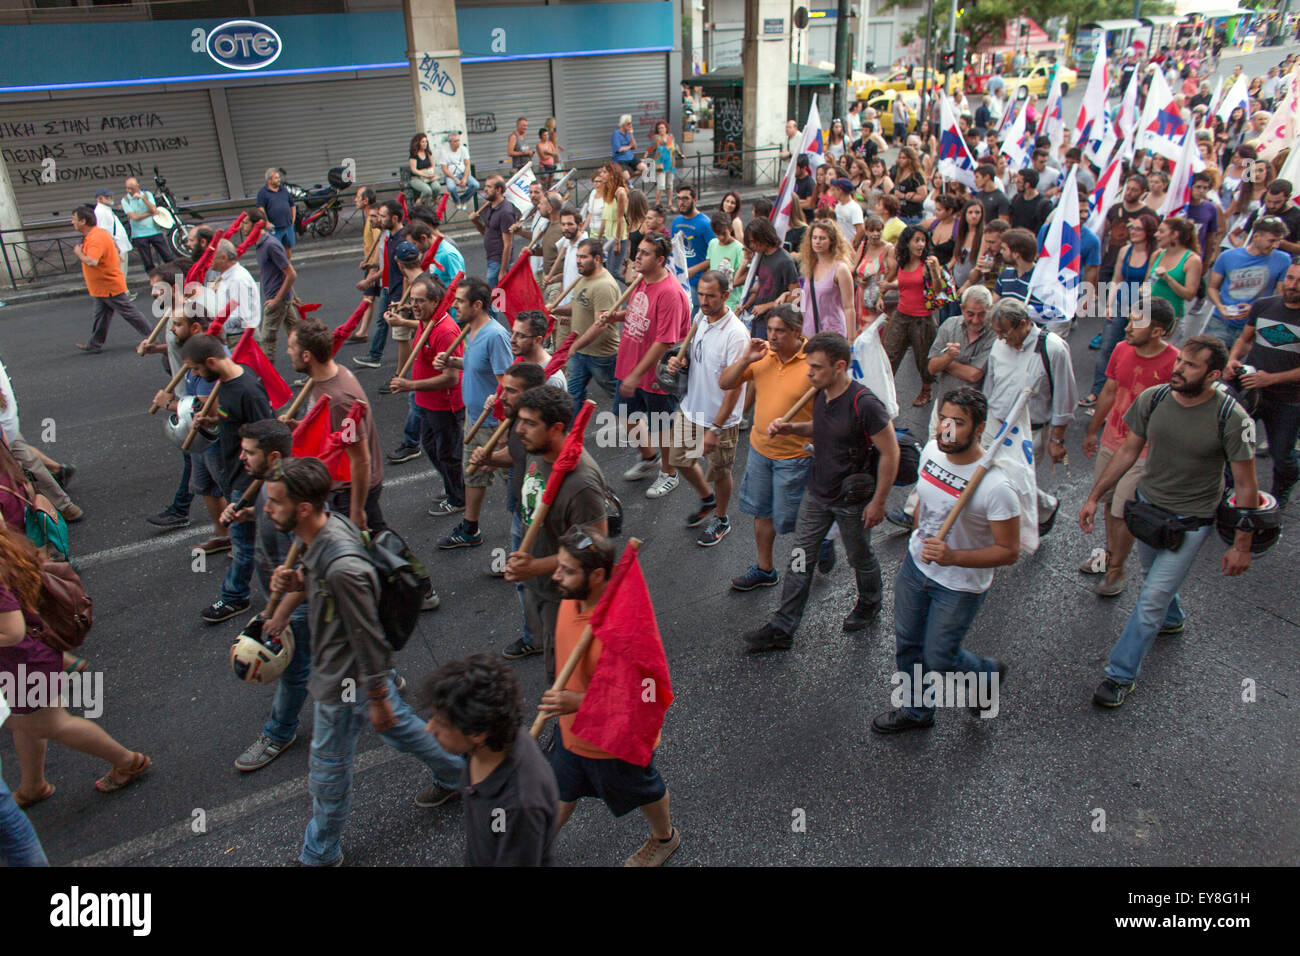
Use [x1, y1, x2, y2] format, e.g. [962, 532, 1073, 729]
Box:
[167, 225, 188, 259]
[312, 205, 339, 238]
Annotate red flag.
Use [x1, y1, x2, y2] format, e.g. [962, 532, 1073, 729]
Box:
[497, 254, 554, 334]
[397, 193, 409, 222]
[290, 395, 366, 482]
[331, 300, 368, 356]
[544, 332, 576, 380]
[435, 193, 449, 221]
[294, 302, 322, 323]
[419, 234, 444, 271]
[541, 400, 594, 508]
[230, 328, 292, 408]
[185, 213, 246, 285]
[381, 233, 390, 288]
[569, 546, 673, 767]
[234, 220, 265, 259]
[205, 301, 235, 337]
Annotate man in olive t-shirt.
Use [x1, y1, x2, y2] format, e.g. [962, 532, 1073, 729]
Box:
[552, 238, 620, 414]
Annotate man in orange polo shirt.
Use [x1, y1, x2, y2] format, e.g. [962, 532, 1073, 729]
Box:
[539, 528, 680, 867]
[70, 205, 152, 354]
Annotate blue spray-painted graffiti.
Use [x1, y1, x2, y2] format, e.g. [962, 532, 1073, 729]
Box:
[418, 55, 457, 96]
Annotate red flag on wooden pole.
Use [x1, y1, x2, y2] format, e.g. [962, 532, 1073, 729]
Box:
[331, 300, 369, 356]
[186, 212, 246, 285]
[290, 395, 367, 481]
[497, 253, 554, 335]
[234, 220, 265, 258]
[230, 328, 292, 408]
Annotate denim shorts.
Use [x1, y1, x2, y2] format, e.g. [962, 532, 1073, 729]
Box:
[615, 384, 678, 422]
[273, 224, 296, 248]
[550, 731, 666, 817]
[738, 447, 812, 533]
[189, 446, 223, 497]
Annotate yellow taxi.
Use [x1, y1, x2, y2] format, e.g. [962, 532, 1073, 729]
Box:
[856, 88, 919, 138]
[1005, 61, 1078, 97]
[866, 67, 964, 95]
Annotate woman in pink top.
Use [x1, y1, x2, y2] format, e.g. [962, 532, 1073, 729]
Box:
[880, 224, 943, 407]
[797, 221, 857, 339]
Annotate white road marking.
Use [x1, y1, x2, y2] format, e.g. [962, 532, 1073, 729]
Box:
[76, 469, 436, 569]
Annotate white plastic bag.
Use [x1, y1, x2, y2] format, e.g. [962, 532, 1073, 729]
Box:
[850, 315, 899, 420]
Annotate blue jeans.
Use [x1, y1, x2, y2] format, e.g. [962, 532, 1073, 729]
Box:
[170, 449, 194, 517]
[1090, 313, 1128, 396]
[511, 511, 535, 647]
[366, 288, 392, 362]
[566, 351, 618, 414]
[444, 174, 479, 204]
[486, 259, 502, 288]
[263, 610, 311, 744]
[220, 512, 257, 605]
[1257, 393, 1300, 498]
[1105, 518, 1213, 684]
[893, 553, 995, 719]
[1204, 314, 1244, 351]
[0, 756, 48, 866]
[300, 674, 464, 866]
[403, 394, 422, 449]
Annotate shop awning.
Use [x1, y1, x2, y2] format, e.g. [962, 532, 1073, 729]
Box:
[692, 63, 835, 96]
[1141, 15, 1185, 26]
[1189, 8, 1250, 18]
[1084, 19, 1143, 31]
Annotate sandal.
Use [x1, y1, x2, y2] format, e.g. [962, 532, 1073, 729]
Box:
[14, 782, 55, 809]
[63, 655, 89, 675]
[1078, 394, 1098, 408]
[95, 753, 150, 794]
[912, 389, 932, 407]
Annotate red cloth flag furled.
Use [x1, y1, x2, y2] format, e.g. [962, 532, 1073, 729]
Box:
[230, 328, 292, 408]
[205, 301, 236, 337]
[419, 234, 445, 271]
[569, 545, 674, 767]
[186, 213, 245, 285]
[291, 395, 368, 482]
[541, 399, 594, 508]
[331, 300, 369, 356]
[497, 254, 554, 335]
[234, 220, 265, 258]
[397, 193, 409, 222]
[490, 332, 577, 420]
[435, 193, 449, 222]
[294, 302, 322, 323]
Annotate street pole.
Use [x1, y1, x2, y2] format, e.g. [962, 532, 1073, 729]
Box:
[949, 0, 957, 50]
[835, 0, 851, 120]
[920, 0, 935, 135]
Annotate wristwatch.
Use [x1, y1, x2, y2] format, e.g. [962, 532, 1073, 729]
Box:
[1049, 438, 1065, 446]
[707, 424, 723, 436]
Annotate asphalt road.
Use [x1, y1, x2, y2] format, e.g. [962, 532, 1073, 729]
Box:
[2, 43, 1298, 867]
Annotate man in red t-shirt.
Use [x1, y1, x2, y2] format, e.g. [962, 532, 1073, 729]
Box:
[1079, 296, 1179, 597]
[389, 275, 466, 515]
[584, 234, 691, 500]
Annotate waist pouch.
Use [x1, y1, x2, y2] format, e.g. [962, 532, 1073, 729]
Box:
[838, 472, 876, 505]
[1123, 498, 1210, 551]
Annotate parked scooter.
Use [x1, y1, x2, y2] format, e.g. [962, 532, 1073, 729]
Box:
[150, 165, 198, 259]
[280, 166, 350, 239]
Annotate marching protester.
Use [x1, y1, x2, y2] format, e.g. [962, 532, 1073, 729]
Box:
[744, 331, 900, 652]
[209, 238, 262, 346]
[92, 188, 133, 288]
[872, 387, 1019, 734]
[736, 217, 802, 338]
[553, 239, 621, 413]
[0, 356, 81, 524]
[470, 175, 517, 289]
[354, 199, 405, 369]
[511, 310, 566, 388]
[1206, 216, 1289, 349]
[266, 458, 465, 866]
[71, 205, 153, 355]
[880, 225, 945, 408]
[245, 210, 299, 365]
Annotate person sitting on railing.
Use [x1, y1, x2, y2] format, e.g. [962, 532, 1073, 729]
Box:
[407, 133, 445, 203]
[439, 132, 478, 211]
[611, 115, 647, 182]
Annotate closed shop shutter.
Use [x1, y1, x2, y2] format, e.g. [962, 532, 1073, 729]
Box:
[1, 89, 225, 223]
[556, 53, 668, 168]
[226, 74, 414, 198]
[461, 59, 554, 175]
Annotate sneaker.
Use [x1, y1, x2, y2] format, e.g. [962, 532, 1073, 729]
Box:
[645, 472, 679, 499]
[1276, 486, 1293, 510]
[842, 600, 879, 632]
[818, 538, 836, 573]
[871, 709, 935, 734]
[731, 564, 779, 591]
[234, 733, 297, 772]
[624, 827, 681, 867]
[1093, 677, 1136, 708]
[414, 783, 461, 808]
[352, 355, 381, 368]
[503, 638, 542, 660]
[885, 510, 913, 530]
[438, 521, 483, 549]
[1088, 333, 1103, 350]
[1037, 501, 1060, 536]
[427, 499, 465, 516]
[623, 453, 661, 481]
[685, 495, 716, 527]
[196, 536, 232, 554]
[387, 443, 422, 464]
[969, 661, 1008, 715]
[60, 503, 84, 523]
[1094, 571, 1126, 597]
[202, 597, 250, 624]
[697, 515, 730, 546]
[393, 674, 407, 692]
[743, 623, 792, 653]
[55, 463, 76, 489]
[146, 509, 190, 529]
[1158, 618, 1186, 637]
[421, 590, 441, 612]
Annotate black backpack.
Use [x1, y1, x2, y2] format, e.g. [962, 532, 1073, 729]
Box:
[853, 386, 922, 487]
[314, 515, 431, 652]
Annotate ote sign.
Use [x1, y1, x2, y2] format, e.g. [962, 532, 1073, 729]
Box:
[205, 19, 283, 71]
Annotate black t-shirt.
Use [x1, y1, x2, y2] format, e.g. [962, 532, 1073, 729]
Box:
[808, 381, 892, 501]
[893, 173, 926, 220]
[1102, 203, 1158, 277]
[481, 199, 518, 265]
[1009, 193, 1052, 235]
[214, 366, 273, 498]
[1243, 204, 1300, 245]
[1245, 294, 1300, 403]
[974, 188, 1010, 222]
[783, 225, 808, 254]
[748, 248, 800, 308]
[794, 174, 814, 200]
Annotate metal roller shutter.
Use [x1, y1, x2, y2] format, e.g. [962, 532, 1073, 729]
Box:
[461, 60, 554, 175]
[226, 75, 414, 198]
[556, 53, 668, 168]
[1, 89, 225, 222]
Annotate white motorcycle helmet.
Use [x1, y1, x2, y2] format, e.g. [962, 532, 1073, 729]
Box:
[166, 394, 218, 453]
[230, 617, 294, 685]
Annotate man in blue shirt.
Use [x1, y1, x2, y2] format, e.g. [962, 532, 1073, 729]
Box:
[121, 176, 175, 272]
[256, 168, 297, 254]
[1207, 217, 1290, 349]
[243, 210, 298, 364]
[611, 114, 647, 180]
[672, 184, 714, 303]
[437, 276, 513, 551]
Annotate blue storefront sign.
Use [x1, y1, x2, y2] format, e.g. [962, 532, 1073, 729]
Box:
[0, 4, 676, 93]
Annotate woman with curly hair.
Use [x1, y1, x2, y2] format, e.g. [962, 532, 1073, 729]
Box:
[797, 220, 857, 339]
[0, 527, 149, 808]
[598, 161, 631, 277]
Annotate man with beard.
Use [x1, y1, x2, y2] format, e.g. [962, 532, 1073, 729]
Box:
[183, 333, 274, 623]
[267, 457, 465, 867]
[872, 387, 1020, 734]
[554, 239, 619, 413]
[511, 310, 566, 389]
[542, 528, 680, 867]
[543, 208, 586, 327]
[1080, 334, 1258, 709]
[220, 419, 311, 772]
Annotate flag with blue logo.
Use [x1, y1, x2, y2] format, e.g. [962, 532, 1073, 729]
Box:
[1026, 165, 1081, 330]
[999, 102, 1033, 173]
[669, 231, 692, 296]
[1137, 69, 1187, 160]
[1074, 32, 1108, 151]
[772, 97, 825, 241]
[937, 94, 978, 189]
[1036, 73, 1066, 155]
[1085, 154, 1123, 239]
[1115, 68, 1140, 162]
[978, 386, 1040, 555]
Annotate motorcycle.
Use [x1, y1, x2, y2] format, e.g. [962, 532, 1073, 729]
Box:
[151, 165, 199, 259]
[281, 166, 350, 239]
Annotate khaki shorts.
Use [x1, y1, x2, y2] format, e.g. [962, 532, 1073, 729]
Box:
[1094, 444, 1145, 518]
[462, 414, 501, 488]
[390, 317, 414, 342]
[665, 411, 739, 482]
